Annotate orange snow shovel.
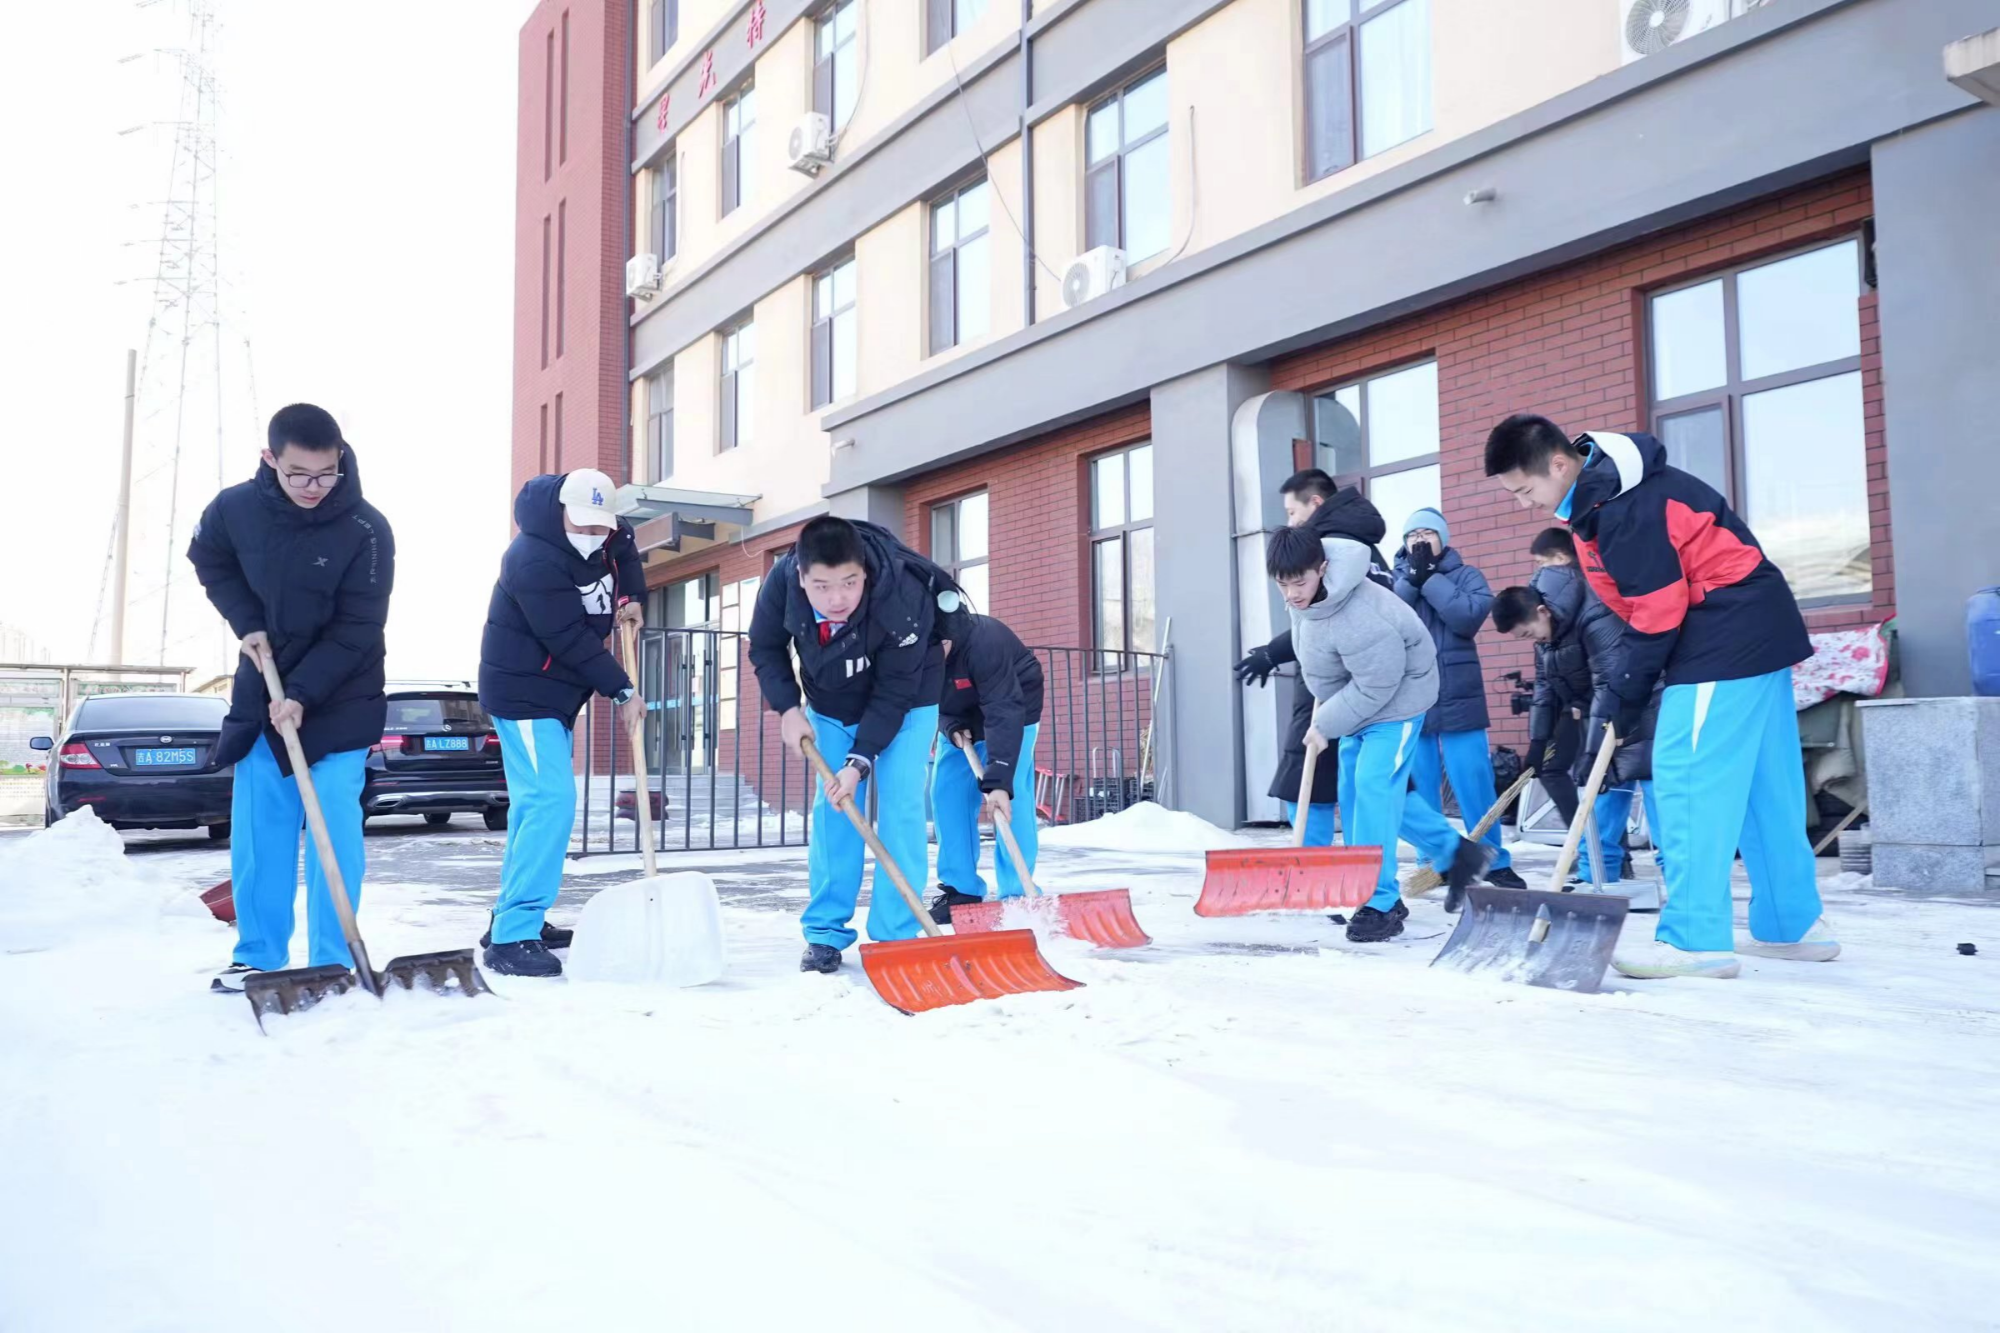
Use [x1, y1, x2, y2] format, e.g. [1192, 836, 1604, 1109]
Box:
[946, 737, 1151, 949]
[799, 736, 1081, 1013]
[1431, 724, 1629, 992]
[1402, 767, 1537, 898]
[1194, 740, 1378, 916]
[240, 650, 492, 1030]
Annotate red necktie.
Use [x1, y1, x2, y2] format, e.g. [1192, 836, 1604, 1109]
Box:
[818, 621, 843, 646]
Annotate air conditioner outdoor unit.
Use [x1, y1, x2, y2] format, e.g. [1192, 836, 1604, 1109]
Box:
[1061, 246, 1127, 309]
[625, 252, 662, 301]
[1617, 0, 1733, 64]
[787, 112, 833, 176]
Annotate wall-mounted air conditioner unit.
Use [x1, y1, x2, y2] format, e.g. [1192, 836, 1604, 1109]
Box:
[625, 253, 663, 301]
[1061, 246, 1128, 309]
[1617, 0, 1732, 65]
[787, 113, 833, 176]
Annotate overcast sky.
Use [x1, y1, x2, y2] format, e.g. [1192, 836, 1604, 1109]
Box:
[0, 0, 536, 679]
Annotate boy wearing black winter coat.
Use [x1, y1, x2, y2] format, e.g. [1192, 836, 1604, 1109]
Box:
[927, 613, 1045, 923]
[189, 404, 395, 994]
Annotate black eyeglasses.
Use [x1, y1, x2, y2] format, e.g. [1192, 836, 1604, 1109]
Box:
[278, 469, 344, 491]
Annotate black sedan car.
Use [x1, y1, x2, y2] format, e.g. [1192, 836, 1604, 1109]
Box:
[362, 683, 510, 830]
[33, 693, 234, 837]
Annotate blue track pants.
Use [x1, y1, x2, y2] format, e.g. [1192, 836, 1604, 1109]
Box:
[932, 723, 1040, 900]
[229, 736, 367, 971]
[1279, 801, 1338, 848]
[804, 706, 939, 949]
[1410, 727, 1509, 869]
[492, 716, 576, 945]
[1337, 717, 1465, 912]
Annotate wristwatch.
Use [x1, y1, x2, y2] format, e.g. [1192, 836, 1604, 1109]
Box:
[614, 688, 636, 706]
[842, 754, 873, 780]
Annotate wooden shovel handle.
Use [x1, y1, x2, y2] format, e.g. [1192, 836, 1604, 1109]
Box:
[253, 649, 379, 992]
[618, 623, 658, 879]
[801, 735, 942, 938]
[954, 735, 1040, 898]
[1293, 740, 1323, 848]
[1550, 724, 1620, 890]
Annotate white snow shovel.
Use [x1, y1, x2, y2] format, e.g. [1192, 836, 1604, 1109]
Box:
[566, 625, 726, 986]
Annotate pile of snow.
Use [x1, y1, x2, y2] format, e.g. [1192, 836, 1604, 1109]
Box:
[0, 809, 207, 952]
[1040, 800, 1248, 852]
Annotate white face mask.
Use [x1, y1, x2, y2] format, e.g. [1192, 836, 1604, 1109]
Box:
[567, 532, 607, 558]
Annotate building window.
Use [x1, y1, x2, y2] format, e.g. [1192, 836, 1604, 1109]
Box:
[719, 319, 755, 451]
[931, 491, 990, 614]
[1085, 68, 1170, 263]
[647, 368, 674, 481]
[1088, 443, 1156, 665]
[721, 84, 755, 217]
[811, 256, 857, 410]
[555, 200, 567, 358]
[1647, 237, 1869, 604]
[926, 0, 989, 55]
[543, 31, 554, 181]
[651, 154, 678, 262]
[553, 392, 564, 469]
[539, 214, 551, 368]
[559, 10, 570, 166]
[1302, 0, 1433, 183]
[1311, 358, 1441, 537]
[813, 2, 860, 136]
[929, 177, 990, 354]
[649, 0, 678, 64]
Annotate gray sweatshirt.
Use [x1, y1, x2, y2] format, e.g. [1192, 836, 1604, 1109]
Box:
[1290, 537, 1440, 740]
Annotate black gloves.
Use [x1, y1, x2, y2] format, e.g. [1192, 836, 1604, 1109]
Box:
[1405, 544, 1438, 586]
[1526, 732, 1554, 776]
[1234, 645, 1277, 687]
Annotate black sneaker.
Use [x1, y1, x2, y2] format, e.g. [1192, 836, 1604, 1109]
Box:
[211, 962, 261, 994]
[1484, 865, 1528, 892]
[928, 886, 985, 926]
[479, 916, 575, 949]
[1346, 899, 1409, 943]
[483, 939, 564, 978]
[800, 943, 843, 974]
[1443, 839, 1495, 915]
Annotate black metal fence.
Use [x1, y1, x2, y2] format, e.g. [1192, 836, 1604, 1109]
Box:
[572, 629, 1173, 856]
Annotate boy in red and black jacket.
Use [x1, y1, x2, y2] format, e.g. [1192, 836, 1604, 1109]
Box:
[1485, 416, 1839, 981]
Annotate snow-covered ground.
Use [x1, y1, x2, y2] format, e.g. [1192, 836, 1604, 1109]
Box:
[3, 806, 1997, 1332]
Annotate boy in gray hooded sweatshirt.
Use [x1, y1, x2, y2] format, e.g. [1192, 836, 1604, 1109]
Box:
[1267, 526, 1491, 940]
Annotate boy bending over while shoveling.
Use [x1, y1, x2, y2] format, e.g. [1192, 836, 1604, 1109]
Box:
[927, 612, 1045, 924]
[749, 516, 959, 974]
[1266, 526, 1488, 942]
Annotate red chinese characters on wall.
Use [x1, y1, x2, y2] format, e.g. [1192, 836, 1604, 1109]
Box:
[746, 1, 767, 48]
[655, 92, 671, 131]
[697, 50, 717, 98]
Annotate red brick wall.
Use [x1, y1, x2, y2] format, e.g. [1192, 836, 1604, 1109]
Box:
[1268, 170, 1892, 749]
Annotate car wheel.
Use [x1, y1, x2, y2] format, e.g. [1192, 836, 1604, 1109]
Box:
[207, 822, 231, 841]
[483, 808, 509, 832]
[424, 812, 452, 827]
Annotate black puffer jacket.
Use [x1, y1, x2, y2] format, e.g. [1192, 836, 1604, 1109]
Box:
[478, 474, 645, 724]
[1527, 563, 1590, 742]
[938, 614, 1044, 793]
[747, 521, 945, 763]
[187, 444, 395, 773]
[1579, 589, 1660, 784]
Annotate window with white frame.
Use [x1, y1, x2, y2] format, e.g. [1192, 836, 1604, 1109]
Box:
[811, 256, 857, 409]
[1302, 0, 1433, 183]
[1647, 237, 1870, 603]
[1088, 443, 1156, 666]
[647, 367, 674, 481]
[1085, 68, 1170, 263]
[929, 177, 991, 354]
[650, 153, 677, 263]
[931, 491, 990, 615]
[926, 0, 989, 54]
[649, 0, 678, 65]
[813, 2, 859, 136]
[719, 319, 755, 451]
[721, 84, 755, 217]
[1311, 358, 1442, 540]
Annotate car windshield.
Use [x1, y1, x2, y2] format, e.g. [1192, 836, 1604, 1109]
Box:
[385, 695, 493, 730]
[75, 695, 227, 730]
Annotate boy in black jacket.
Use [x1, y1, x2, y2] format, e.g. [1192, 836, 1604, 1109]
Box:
[928, 613, 1045, 923]
[748, 516, 952, 974]
[1486, 416, 1836, 980]
[188, 404, 395, 994]
[477, 469, 646, 977]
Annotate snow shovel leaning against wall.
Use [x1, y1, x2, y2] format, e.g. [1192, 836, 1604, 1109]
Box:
[240, 651, 492, 1030]
[1430, 724, 1630, 993]
[946, 737, 1151, 948]
[1194, 741, 1379, 916]
[1403, 767, 1537, 899]
[800, 736, 1082, 1014]
[567, 624, 726, 986]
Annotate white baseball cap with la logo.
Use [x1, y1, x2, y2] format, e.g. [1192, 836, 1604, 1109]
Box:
[558, 468, 624, 529]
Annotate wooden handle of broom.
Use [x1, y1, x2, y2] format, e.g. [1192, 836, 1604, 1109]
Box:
[1403, 766, 1537, 895]
[1293, 740, 1323, 848]
[801, 735, 942, 938]
[254, 648, 381, 993]
[618, 623, 658, 879]
[955, 735, 1040, 897]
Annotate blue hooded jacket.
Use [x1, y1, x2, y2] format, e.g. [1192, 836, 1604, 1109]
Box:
[478, 474, 645, 724]
[1392, 508, 1493, 734]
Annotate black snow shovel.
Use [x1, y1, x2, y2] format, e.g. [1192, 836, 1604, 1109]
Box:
[1430, 723, 1630, 993]
[241, 651, 491, 1030]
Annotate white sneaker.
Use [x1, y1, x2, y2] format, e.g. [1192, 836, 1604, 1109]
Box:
[1582, 879, 1662, 912]
[1738, 917, 1841, 963]
[1611, 937, 1741, 980]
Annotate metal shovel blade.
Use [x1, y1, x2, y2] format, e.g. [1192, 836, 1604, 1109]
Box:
[952, 888, 1152, 949]
[859, 928, 1083, 1014]
[1194, 846, 1381, 916]
[379, 949, 494, 998]
[1429, 887, 1631, 993]
[243, 964, 360, 1030]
